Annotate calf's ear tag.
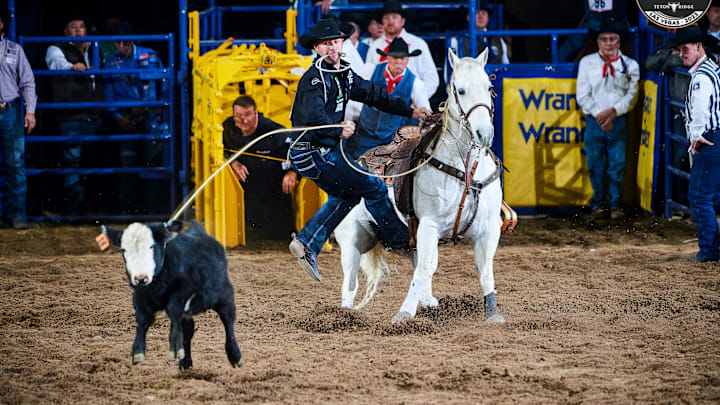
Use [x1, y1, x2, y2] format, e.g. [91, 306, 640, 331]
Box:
[95, 233, 110, 251]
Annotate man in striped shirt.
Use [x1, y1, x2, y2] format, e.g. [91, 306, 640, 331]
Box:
[675, 26, 720, 262]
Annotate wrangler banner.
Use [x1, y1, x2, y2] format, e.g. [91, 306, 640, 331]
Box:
[501, 77, 592, 207]
[636, 76, 662, 214]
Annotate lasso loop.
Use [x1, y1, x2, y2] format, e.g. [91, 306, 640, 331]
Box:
[170, 124, 349, 221]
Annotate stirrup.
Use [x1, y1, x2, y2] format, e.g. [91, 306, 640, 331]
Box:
[500, 201, 517, 234]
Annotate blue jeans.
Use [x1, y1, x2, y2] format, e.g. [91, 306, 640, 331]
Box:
[0, 100, 26, 222]
[59, 119, 102, 213]
[290, 143, 409, 256]
[688, 130, 720, 262]
[584, 115, 627, 211]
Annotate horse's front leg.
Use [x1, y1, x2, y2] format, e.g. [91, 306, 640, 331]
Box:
[392, 218, 439, 323]
[472, 226, 505, 323]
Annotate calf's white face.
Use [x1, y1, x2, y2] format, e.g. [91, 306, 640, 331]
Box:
[121, 223, 158, 286]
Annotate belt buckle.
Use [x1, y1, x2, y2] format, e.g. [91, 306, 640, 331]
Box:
[0, 102, 8, 112]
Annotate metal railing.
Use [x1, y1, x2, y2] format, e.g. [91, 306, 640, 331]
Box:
[17, 34, 176, 223]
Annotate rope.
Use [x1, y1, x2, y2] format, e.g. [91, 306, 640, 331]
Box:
[170, 124, 349, 221]
[223, 149, 288, 164]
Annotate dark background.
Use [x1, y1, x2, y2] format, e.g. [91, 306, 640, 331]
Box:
[4, 0, 631, 65]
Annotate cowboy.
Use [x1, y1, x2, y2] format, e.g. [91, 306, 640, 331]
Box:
[343, 37, 430, 159]
[673, 26, 720, 262]
[465, 0, 509, 64]
[365, 0, 439, 97]
[358, 12, 383, 62]
[576, 18, 639, 220]
[288, 17, 431, 281]
[45, 15, 104, 215]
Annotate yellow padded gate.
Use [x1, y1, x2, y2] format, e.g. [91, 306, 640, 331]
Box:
[189, 10, 327, 247]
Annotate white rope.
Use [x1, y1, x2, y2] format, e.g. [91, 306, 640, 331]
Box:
[170, 124, 349, 221]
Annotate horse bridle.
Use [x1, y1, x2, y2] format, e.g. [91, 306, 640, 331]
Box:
[449, 82, 494, 147]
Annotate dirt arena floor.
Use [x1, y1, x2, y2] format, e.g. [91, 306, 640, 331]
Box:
[1, 215, 719, 404]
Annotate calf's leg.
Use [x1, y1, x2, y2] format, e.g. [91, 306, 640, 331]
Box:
[131, 309, 155, 364]
[179, 317, 195, 370]
[214, 293, 242, 367]
[166, 299, 186, 361]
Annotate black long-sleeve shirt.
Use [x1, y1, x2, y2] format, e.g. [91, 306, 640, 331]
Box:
[290, 57, 413, 147]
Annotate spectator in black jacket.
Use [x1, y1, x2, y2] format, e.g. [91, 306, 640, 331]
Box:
[45, 16, 103, 215]
[223, 95, 298, 239]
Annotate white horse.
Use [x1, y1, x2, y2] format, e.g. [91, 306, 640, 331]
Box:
[334, 48, 505, 324]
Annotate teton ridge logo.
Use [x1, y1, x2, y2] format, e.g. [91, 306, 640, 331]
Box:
[636, 0, 711, 28]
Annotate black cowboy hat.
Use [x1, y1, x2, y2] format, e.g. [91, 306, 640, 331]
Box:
[670, 25, 719, 48]
[376, 37, 421, 57]
[381, 0, 405, 18]
[299, 17, 354, 49]
[477, 0, 493, 15]
[589, 18, 629, 41]
[0, 9, 11, 27]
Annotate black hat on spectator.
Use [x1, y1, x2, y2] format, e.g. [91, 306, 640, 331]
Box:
[0, 9, 12, 29]
[370, 9, 383, 24]
[381, 0, 405, 18]
[476, 0, 493, 15]
[113, 21, 134, 36]
[299, 17, 354, 49]
[589, 18, 628, 41]
[670, 25, 719, 48]
[376, 37, 421, 57]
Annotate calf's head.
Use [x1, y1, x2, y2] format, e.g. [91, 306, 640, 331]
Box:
[102, 220, 183, 287]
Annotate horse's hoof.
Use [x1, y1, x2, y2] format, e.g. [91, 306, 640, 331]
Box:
[485, 313, 505, 323]
[232, 358, 244, 368]
[341, 298, 354, 309]
[420, 296, 439, 308]
[131, 353, 145, 364]
[392, 311, 413, 324]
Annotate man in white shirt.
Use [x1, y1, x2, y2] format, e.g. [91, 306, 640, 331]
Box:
[674, 26, 720, 262]
[343, 37, 430, 159]
[365, 0, 439, 97]
[576, 19, 639, 220]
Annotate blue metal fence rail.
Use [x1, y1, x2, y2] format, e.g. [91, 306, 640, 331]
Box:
[0, 1, 681, 223]
[17, 34, 176, 223]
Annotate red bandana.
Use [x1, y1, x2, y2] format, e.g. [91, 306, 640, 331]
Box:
[379, 39, 392, 62]
[383, 69, 403, 93]
[600, 53, 620, 77]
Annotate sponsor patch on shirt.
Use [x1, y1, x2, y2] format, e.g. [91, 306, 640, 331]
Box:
[693, 82, 701, 91]
[139, 53, 149, 61]
[311, 78, 321, 86]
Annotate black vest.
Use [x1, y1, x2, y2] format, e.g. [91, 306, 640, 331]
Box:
[50, 42, 103, 120]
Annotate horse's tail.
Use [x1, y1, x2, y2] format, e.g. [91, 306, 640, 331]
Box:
[355, 244, 393, 309]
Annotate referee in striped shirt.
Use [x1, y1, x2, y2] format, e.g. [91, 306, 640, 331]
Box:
[675, 26, 720, 262]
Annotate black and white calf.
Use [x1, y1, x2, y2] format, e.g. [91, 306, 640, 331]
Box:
[102, 220, 242, 370]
